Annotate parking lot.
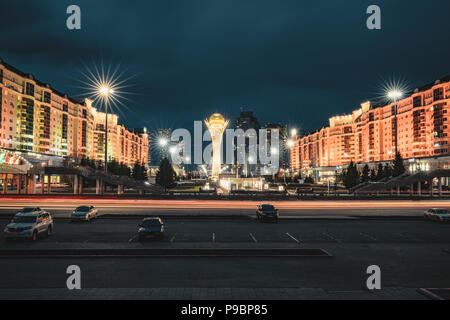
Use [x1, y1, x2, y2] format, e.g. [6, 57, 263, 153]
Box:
[0, 216, 449, 299]
[1, 216, 449, 246]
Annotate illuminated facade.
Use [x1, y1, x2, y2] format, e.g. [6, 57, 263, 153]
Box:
[0, 58, 148, 167]
[205, 113, 229, 179]
[291, 76, 450, 173]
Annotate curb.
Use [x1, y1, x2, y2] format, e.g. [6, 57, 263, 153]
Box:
[0, 248, 333, 258]
[417, 288, 448, 300]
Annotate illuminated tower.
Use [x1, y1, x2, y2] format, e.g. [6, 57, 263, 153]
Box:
[205, 113, 229, 180]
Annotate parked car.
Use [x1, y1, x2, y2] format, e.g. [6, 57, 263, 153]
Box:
[138, 217, 165, 241]
[256, 204, 280, 223]
[424, 208, 450, 222]
[4, 209, 54, 241]
[71, 206, 98, 222]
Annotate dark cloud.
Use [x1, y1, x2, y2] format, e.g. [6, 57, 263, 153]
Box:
[1, 0, 450, 132]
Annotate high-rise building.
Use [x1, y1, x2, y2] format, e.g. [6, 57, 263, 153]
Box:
[0, 58, 148, 167]
[236, 110, 260, 131]
[290, 76, 450, 180]
[264, 123, 288, 169]
[235, 110, 261, 176]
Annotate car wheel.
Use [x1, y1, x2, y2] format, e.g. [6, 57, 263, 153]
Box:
[32, 231, 38, 242]
[47, 226, 53, 237]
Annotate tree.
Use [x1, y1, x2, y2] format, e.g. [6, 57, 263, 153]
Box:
[370, 169, 377, 182]
[132, 163, 148, 181]
[383, 164, 393, 179]
[107, 159, 120, 175]
[156, 158, 176, 191]
[392, 152, 406, 177]
[119, 163, 131, 177]
[304, 176, 314, 184]
[362, 164, 370, 183]
[342, 161, 360, 189]
[376, 164, 384, 181]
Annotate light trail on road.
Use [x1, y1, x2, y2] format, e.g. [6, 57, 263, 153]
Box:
[0, 197, 449, 210]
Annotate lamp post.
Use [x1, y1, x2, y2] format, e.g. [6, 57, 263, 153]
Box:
[99, 85, 114, 173]
[387, 90, 403, 157]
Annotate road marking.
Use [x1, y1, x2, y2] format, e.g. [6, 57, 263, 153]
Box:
[286, 233, 301, 244]
[249, 233, 258, 243]
[170, 233, 177, 243]
[359, 232, 378, 242]
[212, 233, 216, 243]
[322, 232, 342, 243]
[128, 234, 138, 243]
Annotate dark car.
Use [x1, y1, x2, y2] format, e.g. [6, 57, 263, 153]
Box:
[138, 218, 165, 241]
[256, 204, 279, 223]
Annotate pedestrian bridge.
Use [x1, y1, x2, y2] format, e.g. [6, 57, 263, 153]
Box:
[353, 169, 450, 196]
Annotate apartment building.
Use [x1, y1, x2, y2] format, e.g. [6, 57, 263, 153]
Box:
[291, 76, 450, 178]
[0, 58, 148, 167]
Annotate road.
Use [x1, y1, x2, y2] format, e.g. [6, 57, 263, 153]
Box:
[0, 217, 449, 299]
[1, 198, 450, 217]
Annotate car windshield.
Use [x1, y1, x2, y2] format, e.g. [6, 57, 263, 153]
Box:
[20, 208, 36, 213]
[13, 216, 37, 223]
[262, 205, 275, 211]
[436, 209, 449, 214]
[142, 220, 161, 227]
[76, 206, 90, 212]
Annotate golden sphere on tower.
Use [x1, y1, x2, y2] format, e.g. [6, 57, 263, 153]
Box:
[209, 113, 225, 122]
[207, 113, 226, 128]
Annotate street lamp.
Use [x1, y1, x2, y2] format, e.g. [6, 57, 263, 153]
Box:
[158, 138, 168, 147]
[287, 139, 295, 148]
[78, 61, 130, 174]
[290, 129, 298, 137]
[98, 84, 115, 173]
[387, 89, 403, 157]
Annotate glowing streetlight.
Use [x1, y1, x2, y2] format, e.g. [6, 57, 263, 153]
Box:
[77, 62, 131, 174]
[387, 90, 403, 101]
[158, 138, 168, 147]
[287, 140, 295, 148]
[290, 129, 298, 137]
[96, 83, 117, 173]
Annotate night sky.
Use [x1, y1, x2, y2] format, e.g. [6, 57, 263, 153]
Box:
[1, 0, 450, 134]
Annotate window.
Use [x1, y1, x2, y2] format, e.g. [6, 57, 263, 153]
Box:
[43, 91, 51, 104]
[413, 96, 422, 108]
[25, 83, 34, 96]
[434, 88, 444, 101]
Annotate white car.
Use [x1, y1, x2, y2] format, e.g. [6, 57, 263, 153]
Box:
[71, 206, 98, 222]
[4, 208, 54, 241]
[424, 208, 450, 222]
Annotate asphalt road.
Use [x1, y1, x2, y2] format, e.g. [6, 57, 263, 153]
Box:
[0, 217, 449, 296]
[1, 198, 450, 217]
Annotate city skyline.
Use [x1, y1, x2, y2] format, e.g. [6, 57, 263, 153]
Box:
[2, 1, 450, 133]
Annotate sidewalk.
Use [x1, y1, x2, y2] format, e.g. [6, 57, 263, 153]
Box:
[0, 287, 427, 300]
